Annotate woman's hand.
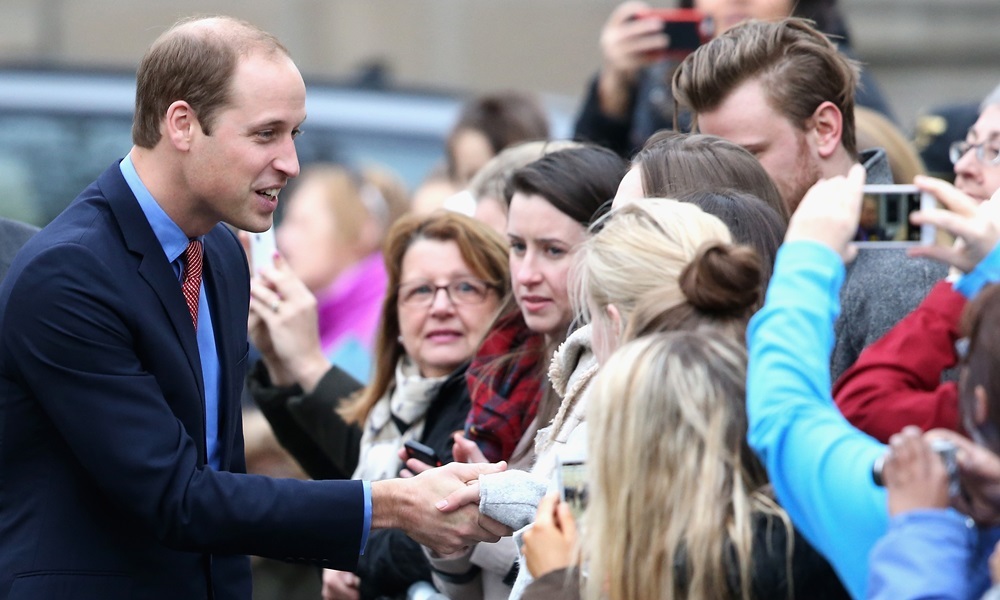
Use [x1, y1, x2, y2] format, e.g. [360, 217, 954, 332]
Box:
[926, 428, 1000, 526]
[452, 432, 489, 464]
[321, 569, 360, 600]
[397, 446, 434, 478]
[596, 1, 666, 118]
[785, 164, 867, 263]
[248, 255, 329, 391]
[523, 493, 579, 579]
[881, 426, 950, 517]
[909, 176, 1000, 273]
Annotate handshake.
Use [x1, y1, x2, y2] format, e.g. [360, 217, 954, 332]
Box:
[371, 461, 512, 554]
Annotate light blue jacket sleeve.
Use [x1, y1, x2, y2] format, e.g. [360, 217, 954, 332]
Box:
[867, 509, 973, 600]
[747, 240, 888, 599]
[954, 241, 1000, 299]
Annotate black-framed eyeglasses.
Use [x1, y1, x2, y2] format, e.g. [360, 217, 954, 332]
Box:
[949, 140, 1000, 166]
[398, 278, 495, 307]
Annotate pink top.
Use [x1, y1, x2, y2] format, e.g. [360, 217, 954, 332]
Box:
[316, 252, 387, 382]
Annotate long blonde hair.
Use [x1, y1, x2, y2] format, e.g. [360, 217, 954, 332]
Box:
[584, 331, 786, 600]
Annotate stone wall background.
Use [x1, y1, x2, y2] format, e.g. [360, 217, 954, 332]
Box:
[2, 0, 997, 131]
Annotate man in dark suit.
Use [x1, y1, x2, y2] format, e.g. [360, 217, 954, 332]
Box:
[0, 217, 38, 282]
[0, 16, 505, 600]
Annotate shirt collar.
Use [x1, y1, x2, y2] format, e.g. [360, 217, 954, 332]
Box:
[119, 153, 195, 264]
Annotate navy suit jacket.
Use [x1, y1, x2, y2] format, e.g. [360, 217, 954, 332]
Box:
[0, 163, 365, 600]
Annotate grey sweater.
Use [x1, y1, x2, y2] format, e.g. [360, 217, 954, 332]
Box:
[832, 249, 947, 380]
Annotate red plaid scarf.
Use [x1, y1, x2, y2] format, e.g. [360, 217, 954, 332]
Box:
[464, 310, 546, 462]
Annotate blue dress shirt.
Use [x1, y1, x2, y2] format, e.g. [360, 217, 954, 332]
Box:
[120, 154, 221, 470]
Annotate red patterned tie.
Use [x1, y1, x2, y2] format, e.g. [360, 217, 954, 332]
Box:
[181, 239, 203, 330]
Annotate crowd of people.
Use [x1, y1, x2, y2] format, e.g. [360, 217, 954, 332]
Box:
[1, 2, 1000, 600]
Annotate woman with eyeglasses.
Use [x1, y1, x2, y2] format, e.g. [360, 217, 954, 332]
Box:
[247, 210, 509, 600]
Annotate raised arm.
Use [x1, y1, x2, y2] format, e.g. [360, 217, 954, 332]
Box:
[746, 166, 888, 598]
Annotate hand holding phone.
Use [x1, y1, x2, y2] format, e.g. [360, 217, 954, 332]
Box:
[404, 440, 441, 468]
[248, 227, 277, 275]
[908, 175, 1000, 274]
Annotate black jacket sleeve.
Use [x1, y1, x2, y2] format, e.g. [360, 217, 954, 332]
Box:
[357, 530, 433, 599]
[248, 360, 364, 480]
[572, 74, 639, 158]
[355, 364, 473, 598]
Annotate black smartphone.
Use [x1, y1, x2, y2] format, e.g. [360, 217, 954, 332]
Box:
[403, 439, 441, 467]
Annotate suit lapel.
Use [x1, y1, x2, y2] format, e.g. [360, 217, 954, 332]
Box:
[99, 163, 206, 400]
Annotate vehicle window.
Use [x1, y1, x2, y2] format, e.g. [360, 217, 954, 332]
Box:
[0, 114, 445, 229]
[0, 112, 133, 226]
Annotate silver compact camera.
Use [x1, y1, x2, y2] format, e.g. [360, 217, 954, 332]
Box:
[872, 438, 960, 497]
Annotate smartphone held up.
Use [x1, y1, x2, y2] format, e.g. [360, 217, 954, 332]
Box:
[855, 184, 937, 248]
[556, 458, 588, 522]
[248, 227, 277, 275]
[633, 9, 714, 60]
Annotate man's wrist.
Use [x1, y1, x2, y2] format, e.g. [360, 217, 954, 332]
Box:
[369, 479, 406, 531]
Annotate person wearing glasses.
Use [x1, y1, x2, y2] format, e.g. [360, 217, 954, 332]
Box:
[952, 84, 1000, 204]
[247, 210, 509, 600]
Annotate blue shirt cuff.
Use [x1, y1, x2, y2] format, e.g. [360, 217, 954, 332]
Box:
[361, 480, 372, 555]
[955, 242, 1000, 299]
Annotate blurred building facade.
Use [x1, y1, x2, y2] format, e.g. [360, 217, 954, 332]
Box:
[1, 0, 997, 133]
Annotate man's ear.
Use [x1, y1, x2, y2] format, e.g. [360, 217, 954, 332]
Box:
[164, 100, 198, 151]
[810, 101, 843, 159]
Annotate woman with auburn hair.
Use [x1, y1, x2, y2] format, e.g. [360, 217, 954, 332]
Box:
[248, 210, 509, 599]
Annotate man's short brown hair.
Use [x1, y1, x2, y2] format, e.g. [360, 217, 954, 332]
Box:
[132, 16, 289, 148]
[672, 18, 861, 157]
